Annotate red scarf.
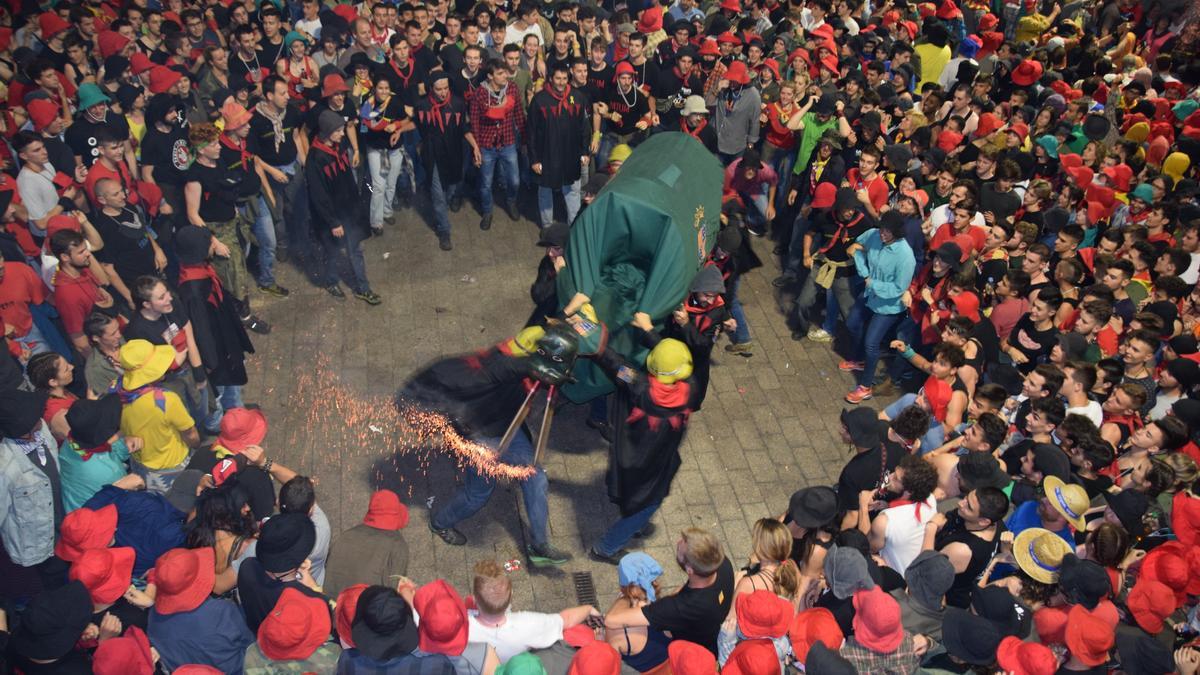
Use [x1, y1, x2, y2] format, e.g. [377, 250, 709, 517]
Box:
[681, 117, 708, 138]
[425, 93, 450, 132]
[389, 59, 414, 89]
[685, 295, 726, 334]
[219, 133, 252, 172]
[311, 139, 349, 171]
[543, 83, 578, 116]
[179, 263, 225, 306]
[648, 377, 689, 408]
[70, 437, 113, 462]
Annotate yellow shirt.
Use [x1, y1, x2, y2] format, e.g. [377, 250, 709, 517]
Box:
[1015, 14, 1051, 45]
[914, 43, 951, 91]
[120, 389, 194, 470]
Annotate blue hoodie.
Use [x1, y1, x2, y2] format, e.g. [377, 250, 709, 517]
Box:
[853, 229, 916, 315]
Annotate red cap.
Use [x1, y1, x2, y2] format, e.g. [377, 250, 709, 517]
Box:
[46, 214, 81, 239]
[735, 589, 793, 639]
[363, 490, 409, 530]
[667, 640, 718, 675]
[635, 5, 663, 33]
[217, 407, 267, 453]
[335, 584, 369, 648]
[974, 112, 1003, 139]
[722, 638, 780, 675]
[977, 13, 999, 30]
[1011, 59, 1044, 87]
[937, 130, 964, 151]
[852, 587, 903, 653]
[154, 547, 217, 614]
[1033, 606, 1068, 645]
[787, 47, 811, 66]
[936, 0, 962, 19]
[1172, 491, 1200, 547]
[996, 635, 1057, 675]
[614, 61, 636, 76]
[321, 73, 350, 98]
[788, 607, 843, 662]
[130, 52, 155, 75]
[1058, 152, 1083, 168]
[332, 4, 359, 24]
[414, 579, 469, 656]
[1008, 122, 1030, 141]
[810, 182, 837, 209]
[69, 546, 135, 605]
[719, 0, 741, 11]
[211, 457, 240, 486]
[761, 58, 780, 81]
[1126, 579, 1175, 634]
[698, 39, 720, 57]
[258, 587, 332, 661]
[819, 54, 839, 75]
[951, 233, 976, 259]
[174, 667, 224, 674]
[717, 31, 742, 46]
[1140, 545, 1189, 607]
[808, 24, 835, 42]
[567, 641, 622, 675]
[92, 626, 155, 675]
[38, 11, 71, 39]
[724, 61, 751, 85]
[1064, 605, 1113, 667]
[222, 101, 253, 130]
[55, 504, 118, 562]
[900, 19, 918, 40]
[27, 99, 60, 132]
[922, 375, 953, 422]
[1085, 186, 1115, 224]
[881, 9, 900, 25]
[901, 189, 929, 218]
[1065, 165, 1094, 188]
[1103, 163, 1133, 192]
[148, 66, 183, 95]
[917, 2, 937, 17]
[97, 30, 131, 59]
[951, 291, 981, 322]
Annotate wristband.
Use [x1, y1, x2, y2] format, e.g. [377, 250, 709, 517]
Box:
[190, 364, 207, 383]
[262, 457, 274, 473]
[901, 347, 916, 360]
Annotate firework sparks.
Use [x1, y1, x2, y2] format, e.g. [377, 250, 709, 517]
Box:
[291, 359, 537, 482]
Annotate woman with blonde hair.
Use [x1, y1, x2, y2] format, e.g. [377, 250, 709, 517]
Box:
[736, 518, 802, 601]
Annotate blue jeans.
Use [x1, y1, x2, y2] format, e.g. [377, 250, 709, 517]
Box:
[847, 298, 903, 389]
[320, 226, 371, 293]
[738, 188, 770, 230]
[886, 317, 922, 385]
[366, 146, 406, 228]
[479, 144, 520, 216]
[203, 385, 245, 432]
[268, 160, 310, 257]
[883, 393, 944, 453]
[431, 431, 550, 546]
[244, 199, 277, 287]
[727, 277, 751, 344]
[596, 501, 661, 557]
[537, 179, 581, 229]
[429, 170, 460, 236]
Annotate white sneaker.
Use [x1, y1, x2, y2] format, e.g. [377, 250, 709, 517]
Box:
[807, 328, 833, 342]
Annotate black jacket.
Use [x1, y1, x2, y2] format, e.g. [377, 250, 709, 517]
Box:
[305, 139, 363, 237]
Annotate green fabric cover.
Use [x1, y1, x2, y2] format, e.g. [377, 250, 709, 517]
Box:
[559, 132, 723, 403]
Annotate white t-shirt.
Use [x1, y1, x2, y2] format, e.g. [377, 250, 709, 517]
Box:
[881, 495, 938, 576]
[1183, 252, 1200, 285]
[504, 23, 542, 48]
[467, 610, 563, 663]
[1066, 399, 1103, 428]
[929, 202, 987, 231]
[295, 17, 323, 40]
[17, 164, 60, 235]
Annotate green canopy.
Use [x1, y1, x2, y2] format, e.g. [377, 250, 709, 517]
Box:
[559, 132, 723, 403]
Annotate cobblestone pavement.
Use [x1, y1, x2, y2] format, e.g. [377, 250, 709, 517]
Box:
[246, 200, 882, 612]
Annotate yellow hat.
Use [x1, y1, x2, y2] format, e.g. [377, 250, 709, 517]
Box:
[509, 325, 546, 356]
[120, 339, 177, 390]
[609, 143, 632, 165]
[1012, 527, 1073, 584]
[646, 338, 693, 384]
[1164, 152, 1190, 183]
[1123, 121, 1149, 143]
[1042, 475, 1089, 531]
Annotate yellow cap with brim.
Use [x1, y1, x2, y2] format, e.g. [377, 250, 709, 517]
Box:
[1043, 475, 1089, 531]
[120, 339, 177, 390]
[1012, 527, 1073, 584]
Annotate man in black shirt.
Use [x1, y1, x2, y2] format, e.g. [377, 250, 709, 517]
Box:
[413, 72, 480, 251]
[837, 406, 930, 528]
[927, 487, 1008, 608]
[448, 44, 486, 99]
[65, 84, 133, 170]
[91, 178, 164, 309]
[250, 76, 306, 273]
[140, 94, 192, 213]
[602, 527, 735, 655]
[256, 8, 287, 73]
[790, 187, 872, 340]
[652, 45, 702, 128]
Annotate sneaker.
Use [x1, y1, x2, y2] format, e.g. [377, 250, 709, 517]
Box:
[587, 545, 627, 565]
[429, 522, 467, 546]
[505, 201, 520, 221]
[585, 418, 613, 442]
[747, 225, 767, 237]
[241, 314, 271, 334]
[724, 341, 754, 355]
[325, 284, 346, 300]
[371, 225, 384, 237]
[528, 543, 572, 566]
[438, 234, 452, 251]
[845, 385, 873, 404]
[838, 360, 865, 372]
[632, 522, 656, 539]
[354, 290, 383, 305]
[772, 274, 797, 288]
[449, 195, 464, 213]
[258, 283, 290, 297]
[479, 213, 492, 231]
[807, 328, 833, 343]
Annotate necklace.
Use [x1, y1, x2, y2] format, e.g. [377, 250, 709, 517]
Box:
[617, 85, 637, 107]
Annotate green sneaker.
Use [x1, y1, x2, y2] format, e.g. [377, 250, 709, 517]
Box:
[354, 290, 383, 305]
[527, 543, 572, 566]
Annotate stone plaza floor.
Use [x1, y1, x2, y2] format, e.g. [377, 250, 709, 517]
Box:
[246, 201, 875, 612]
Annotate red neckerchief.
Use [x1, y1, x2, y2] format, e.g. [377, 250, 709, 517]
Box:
[426, 93, 450, 132]
[543, 83, 577, 116]
[311, 139, 349, 171]
[648, 377, 689, 408]
[370, 24, 390, 46]
[681, 117, 708, 137]
[70, 436, 113, 462]
[219, 133, 252, 171]
[390, 59, 414, 89]
[686, 295, 726, 334]
[179, 263, 225, 306]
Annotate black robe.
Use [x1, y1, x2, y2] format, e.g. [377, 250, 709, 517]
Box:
[527, 85, 591, 189]
[413, 93, 471, 185]
[399, 347, 532, 440]
[305, 139, 364, 238]
[664, 296, 730, 411]
[526, 256, 559, 328]
[593, 340, 700, 516]
[177, 266, 254, 387]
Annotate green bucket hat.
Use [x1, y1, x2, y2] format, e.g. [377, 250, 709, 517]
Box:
[1174, 99, 1199, 122]
[1036, 134, 1059, 159]
[284, 30, 310, 48]
[1129, 183, 1155, 204]
[77, 83, 111, 110]
[495, 653, 547, 675]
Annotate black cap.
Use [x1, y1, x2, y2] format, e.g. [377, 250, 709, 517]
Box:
[958, 452, 1011, 491]
[1058, 554, 1110, 610]
[941, 607, 1002, 665]
[786, 486, 839, 529]
[64, 394, 122, 449]
[536, 223, 569, 248]
[934, 241, 963, 268]
[11, 581, 93, 661]
[833, 187, 859, 213]
[0, 389, 49, 439]
[1102, 489, 1149, 536]
[970, 585, 1030, 638]
[840, 407, 883, 449]
[1031, 443, 1071, 481]
[352, 585, 419, 661]
[256, 512, 317, 574]
[175, 225, 214, 266]
[804, 640, 857, 674]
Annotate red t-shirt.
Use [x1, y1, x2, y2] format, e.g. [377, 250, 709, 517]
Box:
[0, 261, 46, 338]
[84, 160, 141, 208]
[930, 221, 987, 254]
[53, 267, 101, 337]
[42, 394, 77, 425]
[844, 168, 888, 213]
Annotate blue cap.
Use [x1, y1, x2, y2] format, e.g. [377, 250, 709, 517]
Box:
[617, 552, 663, 602]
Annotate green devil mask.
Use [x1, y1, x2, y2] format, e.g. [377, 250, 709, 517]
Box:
[527, 321, 580, 386]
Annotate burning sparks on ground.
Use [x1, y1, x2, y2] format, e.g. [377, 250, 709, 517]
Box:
[289, 359, 536, 485]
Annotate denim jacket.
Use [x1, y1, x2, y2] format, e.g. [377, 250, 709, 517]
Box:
[853, 229, 917, 315]
[0, 421, 59, 566]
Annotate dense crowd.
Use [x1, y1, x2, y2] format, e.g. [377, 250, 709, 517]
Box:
[1, 0, 1200, 670]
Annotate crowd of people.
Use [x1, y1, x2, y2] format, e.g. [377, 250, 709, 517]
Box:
[1, 0, 1200, 669]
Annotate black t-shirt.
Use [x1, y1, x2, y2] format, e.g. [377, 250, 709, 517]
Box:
[237, 556, 332, 634]
[43, 135, 76, 177]
[979, 182, 1021, 226]
[217, 137, 262, 200]
[836, 432, 904, 512]
[249, 105, 302, 166]
[185, 161, 240, 222]
[257, 40, 286, 71]
[92, 207, 158, 283]
[1007, 315, 1058, 373]
[140, 125, 192, 187]
[642, 557, 735, 655]
[815, 212, 871, 275]
[124, 304, 191, 356]
[585, 63, 614, 106]
[360, 95, 409, 150]
[65, 114, 131, 167]
[449, 67, 486, 100]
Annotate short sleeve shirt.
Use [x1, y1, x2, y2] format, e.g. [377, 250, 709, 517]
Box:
[249, 105, 302, 166]
[642, 557, 735, 655]
[140, 125, 192, 187]
[119, 388, 194, 470]
[0, 260, 46, 338]
[92, 207, 159, 283]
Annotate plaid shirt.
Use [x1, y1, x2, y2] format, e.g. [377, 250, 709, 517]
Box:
[839, 634, 923, 675]
[468, 81, 526, 149]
